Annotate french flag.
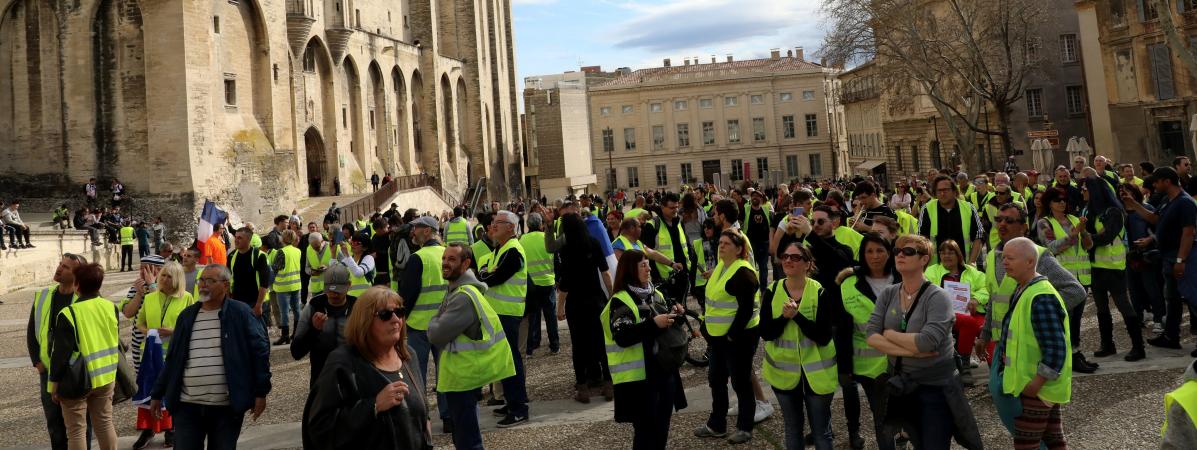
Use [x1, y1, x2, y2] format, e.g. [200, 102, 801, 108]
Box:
[584, 213, 617, 298]
[197, 200, 227, 242]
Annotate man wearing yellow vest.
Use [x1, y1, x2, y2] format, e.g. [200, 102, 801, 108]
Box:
[304, 232, 331, 300]
[477, 210, 529, 427]
[226, 227, 272, 321]
[398, 216, 453, 431]
[444, 207, 473, 245]
[989, 237, 1072, 449]
[271, 230, 304, 345]
[974, 204, 1092, 374]
[335, 232, 376, 299]
[48, 262, 120, 449]
[26, 253, 88, 450]
[1162, 359, 1197, 448]
[182, 248, 204, 299]
[429, 243, 516, 448]
[520, 213, 560, 356]
[919, 175, 986, 265]
[120, 220, 136, 272]
[642, 193, 696, 304]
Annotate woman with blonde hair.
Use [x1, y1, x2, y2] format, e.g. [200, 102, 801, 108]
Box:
[306, 287, 432, 449]
[131, 261, 196, 449]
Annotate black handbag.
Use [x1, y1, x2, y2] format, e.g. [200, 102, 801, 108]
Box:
[648, 292, 688, 371]
[56, 307, 91, 399]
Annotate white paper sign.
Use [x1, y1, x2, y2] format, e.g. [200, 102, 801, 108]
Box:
[943, 281, 971, 314]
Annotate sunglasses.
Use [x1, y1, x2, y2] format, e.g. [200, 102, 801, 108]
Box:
[994, 216, 1022, 224]
[896, 247, 926, 257]
[780, 253, 809, 262]
[813, 218, 830, 225]
[375, 307, 406, 321]
[996, 191, 1010, 196]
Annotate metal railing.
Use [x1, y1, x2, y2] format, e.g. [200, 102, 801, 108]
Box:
[336, 173, 473, 225]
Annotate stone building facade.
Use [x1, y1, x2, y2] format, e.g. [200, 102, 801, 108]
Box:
[588, 49, 839, 192]
[0, 0, 521, 231]
[836, 61, 888, 183]
[522, 68, 613, 200]
[1077, 0, 1197, 166]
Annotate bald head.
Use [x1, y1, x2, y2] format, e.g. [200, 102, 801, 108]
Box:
[1002, 237, 1039, 284]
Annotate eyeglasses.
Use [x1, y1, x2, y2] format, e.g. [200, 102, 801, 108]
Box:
[1050, 198, 1066, 203]
[375, 307, 406, 321]
[935, 188, 954, 193]
[994, 216, 1023, 224]
[996, 191, 1010, 196]
[813, 218, 830, 226]
[198, 277, 227, 284]
[780, 253, 809, 262]
[896, 247, 926, 257]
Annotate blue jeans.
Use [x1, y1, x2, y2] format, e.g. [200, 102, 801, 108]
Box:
[525, 285, 559, 353]
[275, 290, 300, 332]
[774, 379, 835, 450]
[446, 388, 483, 450]
[498, 314, 529, 417]
[407, 327, 449, 420]
[171, 402, 244, 450]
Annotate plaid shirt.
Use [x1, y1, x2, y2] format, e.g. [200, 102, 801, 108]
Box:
[999, 276, 1068, 380]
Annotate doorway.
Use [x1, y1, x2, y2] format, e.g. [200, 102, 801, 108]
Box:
[1159, 120, 1186, 159]
[702, 160, 721, 184]
[305, 128, 327, 196]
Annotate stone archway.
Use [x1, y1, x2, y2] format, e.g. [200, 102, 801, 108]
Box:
[341, 55, 365, 181]
[304, 127, 328, 196]
[440, 73, 456, 172]
[0, 0, 66, 178]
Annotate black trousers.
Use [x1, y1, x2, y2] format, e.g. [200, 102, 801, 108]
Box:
[632, 372, 678, 450]
[565, 295, 609, 385]
[120, 245, 134, 271]
[706, 331, 759, 433]
[1090, 267, 1143, 350]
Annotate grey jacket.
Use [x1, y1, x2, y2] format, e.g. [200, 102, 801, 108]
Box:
[428, 270, 486, 347]
[980, 247, 1086, 343]
[1162, 361, 1197, 450]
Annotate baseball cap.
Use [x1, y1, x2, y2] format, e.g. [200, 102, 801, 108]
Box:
[323, 263, 351, 294]
[1147, 167, 1180, 186]
[411, 216, 438, 229]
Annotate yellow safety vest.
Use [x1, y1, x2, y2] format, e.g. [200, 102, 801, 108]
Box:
[1163, 380, 1197, 437]
[57, 298, 120, 392]
[273, 246, 303, 293]
[520, 232, 555, 287]
[926, 199, 977, 261]
[612, 235, 642, 253]
[600, 290, 654, 384]
[895, 210, 918, 236]
[32, 285, 78, 368]
[306, 245, 331, 293]
[407, 244, 447, 330]
[445, 218, 472, 245]
[437, 284, 516, 392]
[227, 249, 269, 292]
[833, 226, 863, 259]
[1045, 215, 1091, 285]
[1000, 278, 1072, 404]
[924, 263, 990, 314]
[985, 201, 1024, 249]
[471, 240, 493, 265]
[985, 245, 1047, 342]
[484, 239, 528, 317]
[139, 291, 196, 352]
[762, 279, 838, 393]
[703, 259, 759, 336]
[120, 227, 134, 245]
[840, 275, 888, 378]
[1092, 216, 1127, 270]
[693, 238, 711, 287]
[652, 217, 691, 277]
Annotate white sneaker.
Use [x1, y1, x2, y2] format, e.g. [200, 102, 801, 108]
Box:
[753, 400, 774, 423]
[727, 400, 739, 416]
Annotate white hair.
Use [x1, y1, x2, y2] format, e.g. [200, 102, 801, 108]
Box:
[308, 232, 324, 244]
[1005, 237, 1039, 266]
[497, 210, 519, 225]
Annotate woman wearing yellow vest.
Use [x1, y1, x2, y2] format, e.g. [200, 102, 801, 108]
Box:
[272, 230, 304, 345]
[601, 250, 688, 450]
[694, 229, 760, 445]
[865, 234, 983, 449]
[1036, 187, 1092, 366]
[1079, 175, 1145, 361]
[760, 242, 837, 450]
[924, 240, 989, 386]
[131, 261, 195, 448]
[837, 233, 900, 450]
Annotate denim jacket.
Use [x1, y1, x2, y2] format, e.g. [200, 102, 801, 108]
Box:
[151, 297, 272, 414]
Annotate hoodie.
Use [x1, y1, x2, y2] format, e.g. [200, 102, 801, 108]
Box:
[428, 269, 487, 346]
[1163, 361, 1197, 449]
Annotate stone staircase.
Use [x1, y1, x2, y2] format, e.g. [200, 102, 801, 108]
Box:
[0, 212, 99, 295]
[294, 193, 368, 224]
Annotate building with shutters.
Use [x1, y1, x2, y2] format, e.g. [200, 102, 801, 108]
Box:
[522, 68, 615, 200]
[587, 49, 841, 192]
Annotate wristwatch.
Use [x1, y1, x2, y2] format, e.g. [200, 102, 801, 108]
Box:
[1178, 258, 1186, 264]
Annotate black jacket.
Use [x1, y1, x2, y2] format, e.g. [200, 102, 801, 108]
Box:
[608, 289, 687, 423]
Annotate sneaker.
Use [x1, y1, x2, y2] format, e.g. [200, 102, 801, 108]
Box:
[164, 430, 174, 448]
[492, 406, 509, 417]
[727, 430, 753, 445]
[1148, 336, 1183, 349]
[550, 347, 560, 354]
[693, 425, 728, 438]
[495, 415, 528, 428]
[133, 430, 154, 450]
[485, 398, 506, 407]
[1094, 346, 1117, 358]
[1125, 347, 1146, 362]
[753, 400, 773, 423]
[25, 243, 34, 248]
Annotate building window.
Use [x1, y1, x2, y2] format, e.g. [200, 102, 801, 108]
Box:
[224, 78, 236, 106]
[627, 167, 640, 188]
[674, 100, 688, 111]
[677, 123, 690, 147]
[369, 110, 375, 129]
[1025, 37, 1040, 60]
[753, 117, 766, 141]
[624, 127, 636, 151]
[931, 140, 942, 169]
[895, 145, 904, 172]
[600, 106, 611, 116]
[802, 90, 815, 101]
[702, 121, 715, 145]
[751, 94, 764, 104]
[809, 154, 822, 176]
[1149, 43, 1176, 100]
[911, 144, 921, 172]
[727, 120, 741, 144]
[731, 159, 744, 180]
[342, 107, 347, 127]
[1026, 88, 1044, 117]
[214, 16, 221, 33]
[650, 103, 662, 113]
[655, 165, 668, 186]
[725, 96, 738, 107]
[783, 115, 796, 139]
[1059, 34, 1078, 63]
[602, 128, 614, 152]
[622, 105, 633, 114]
[1066, 85, 1085, 115]
[786, 155, 799, 178]
[652, 125, 665, 150]
[780, 92, 794, 102]
[699, 98, 713, 108]
[681, 163, 694, 183]
[1141, 0, 1159, 20]
[756, 157, 769, 179]
[302, 48, 316, 72]
[805, 114, 819, 137]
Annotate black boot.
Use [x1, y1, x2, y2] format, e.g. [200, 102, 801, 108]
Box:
[133, 430, 154, 449]
[1072, 352, 1098, 373]
[1093, 344, 1117, 358]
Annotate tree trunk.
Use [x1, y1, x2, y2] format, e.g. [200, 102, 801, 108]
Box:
[1153, 0, 1197, 81]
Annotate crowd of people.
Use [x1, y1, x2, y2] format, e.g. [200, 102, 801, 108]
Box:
[21, 154, 1197, 449]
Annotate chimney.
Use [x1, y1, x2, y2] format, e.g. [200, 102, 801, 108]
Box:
[710, 54, 716, 64]
[796, 47, 804, 61]
[684, 58, 690, 66]
[770, 48, 781, 60]
[786, 50, 793, 58]
[726, 54, 734, 63]
[663, 58, 671, 67]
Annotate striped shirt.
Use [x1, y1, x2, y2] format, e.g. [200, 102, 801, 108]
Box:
[181, 309, 230, 405]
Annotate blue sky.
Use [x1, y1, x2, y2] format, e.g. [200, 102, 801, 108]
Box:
[511, 0, 827, 103]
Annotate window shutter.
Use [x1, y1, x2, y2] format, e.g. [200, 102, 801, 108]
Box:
[1150, 43, 1176, 100]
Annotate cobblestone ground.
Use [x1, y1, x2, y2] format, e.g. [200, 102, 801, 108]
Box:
[0, 272, 1189, 449]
